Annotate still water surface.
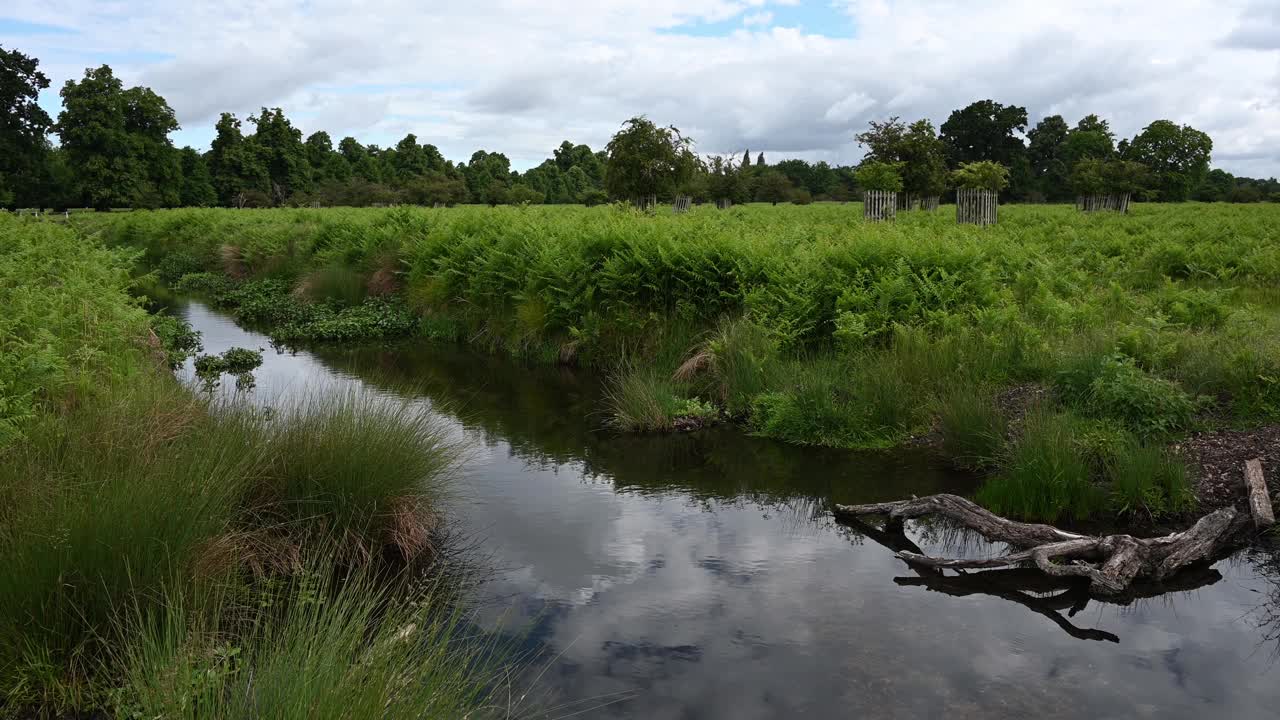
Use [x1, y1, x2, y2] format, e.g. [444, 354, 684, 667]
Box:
[177, 300, 1280, 719]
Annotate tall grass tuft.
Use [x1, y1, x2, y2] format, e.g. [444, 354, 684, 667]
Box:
[977, 408, 1104, 521]
[257, 391, 461, 564]
[116, 558, 509, 720]
[297, 264, 368, 307]
[604, 362, 684, 432]
[937, 385, 1006, 469]
[678, 317, 781, 416]
[1106, 442, 1196, 517]
[0, 377, 263, 709]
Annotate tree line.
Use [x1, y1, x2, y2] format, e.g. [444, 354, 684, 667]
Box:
[2, 45, 1277, 210]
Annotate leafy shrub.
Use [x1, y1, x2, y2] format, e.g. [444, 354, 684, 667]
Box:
[194, 347, 263, 378]
[1155, 285, 1231, 328]
[952, 161, 1010, 191]
[150, 314, 203, 369]
[1086, 354, 1196, 436]
[580, 189, 609, 206]
[155, 251, 208, 285]
[174, 271, 235, 296]
[854, 161, 904, 192]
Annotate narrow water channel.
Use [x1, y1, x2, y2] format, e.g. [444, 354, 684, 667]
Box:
[176, 299, 1280, 719]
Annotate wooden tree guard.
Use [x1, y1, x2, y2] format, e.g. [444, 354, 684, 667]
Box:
[864, 190, 897, 222]
[715, 198, 733, 210]
[633, 195, 658, 211]
[834, 491, 1259, 596]
[896, 193, 920, 211]
[673, 195, 692, 213]
[1077, 193, 1131, 214]
[956, 188, 998, 226]
[920, 195, 940, 211]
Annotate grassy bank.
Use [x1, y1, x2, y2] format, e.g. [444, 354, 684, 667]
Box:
[78, 202, 1280, 521]
[0, 214, 508, 717]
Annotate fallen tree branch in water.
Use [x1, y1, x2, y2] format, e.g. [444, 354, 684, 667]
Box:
[834, 493, 1252, 595]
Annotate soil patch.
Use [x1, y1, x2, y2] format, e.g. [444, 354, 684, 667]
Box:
[1175, 424, 1280, 512]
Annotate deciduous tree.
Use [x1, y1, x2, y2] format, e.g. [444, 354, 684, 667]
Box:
[1123, 120, 1212, 202]
[603, 117, 697, 203]
[0, 45, 53, 207]
[56, 65, 180, 209]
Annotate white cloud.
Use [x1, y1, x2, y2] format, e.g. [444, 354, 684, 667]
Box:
[5, 0, 1279, 175]
[742, 11, 774, 27]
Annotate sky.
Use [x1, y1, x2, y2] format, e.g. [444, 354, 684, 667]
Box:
[2, 0, 1278, 176]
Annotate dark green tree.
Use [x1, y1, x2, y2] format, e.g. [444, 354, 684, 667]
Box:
[603, 117, 697, 203]
[247, 107, 310, 203]
[857, 117, 948, 200]
[1123, 120, 1212, 202]
[742, 149, 752, 168]
[208, 113, 268, 206]
[55, 65, 180, 209]
[1062, 114, 1115, 166]
[772, 159, 813, 194]
[0, 45, 53, 207]
[177, 147, 217, 206]
[939, 100, 1028, 166]
[756, 152, 765, 167]
[754, 169, 793, 205]
[462, 150, 513, 205]
[1194, 169, 1234, 202]
[1026, 115, 1070, 201]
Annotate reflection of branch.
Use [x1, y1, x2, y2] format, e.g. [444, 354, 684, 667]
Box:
[894, 570, 1118, 643]
[840, 511, 1227, 645]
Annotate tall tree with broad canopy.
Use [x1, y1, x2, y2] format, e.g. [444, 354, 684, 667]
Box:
[208, 113, 268, 206]
[604, 117, 697, 203]
[0, 45, 53, 207]
[753, 169, 793, 205]
[1027, 114, 1070, 201]
[56, 65, 180, 209]
[1122, 120, 1212, 202]
[248, 107, 311, 203]
[856, 117, 948, 200]
[177, 147, 217, 206]
[939, 100, 1028, 166]
[462, 150, 513, 205]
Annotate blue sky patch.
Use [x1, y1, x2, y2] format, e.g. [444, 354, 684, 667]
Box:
[662, 1, 854, 38]
[0, 17, 76, 36]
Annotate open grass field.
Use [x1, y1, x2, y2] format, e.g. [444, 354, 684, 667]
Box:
[77, 201, 1280, 523]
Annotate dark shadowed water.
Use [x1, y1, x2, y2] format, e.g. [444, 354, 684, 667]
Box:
[176, 299, 1280, 719]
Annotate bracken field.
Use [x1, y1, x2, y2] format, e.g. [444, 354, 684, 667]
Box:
[76, 201, 1280, 520]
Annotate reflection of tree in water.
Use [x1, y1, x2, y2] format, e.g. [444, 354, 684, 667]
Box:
[839, 515, 1231, 645]
[1243, 539, 1280, 658]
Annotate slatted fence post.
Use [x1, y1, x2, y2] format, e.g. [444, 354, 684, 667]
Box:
[956, 188, 997, 226]
[864, 190, 897, 222]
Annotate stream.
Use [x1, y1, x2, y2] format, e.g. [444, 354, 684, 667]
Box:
[176, 299, 1280, 719]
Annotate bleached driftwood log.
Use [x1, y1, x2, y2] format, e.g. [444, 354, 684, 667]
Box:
[833, 493, 1250, 595]
[1245, 459, 1275, 529]
[839, 514, 1228, 643]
